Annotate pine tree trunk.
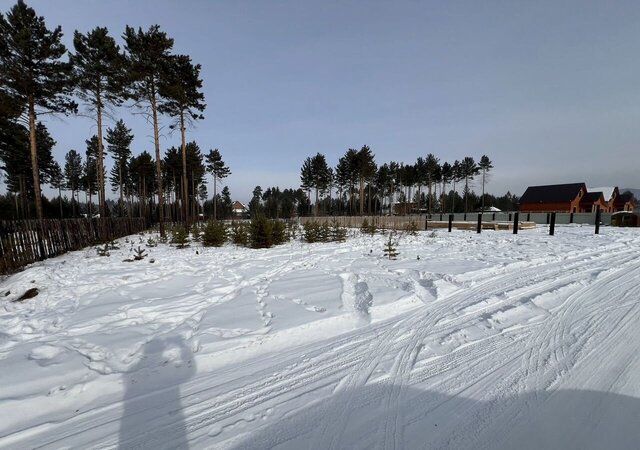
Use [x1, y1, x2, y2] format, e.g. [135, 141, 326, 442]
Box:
[359, 178, 364, 215]
[119, 165, 124, 217]
[28, 97, 44, 222]
[481, 170, 485, 212]
[58, 186, 63, 218]
[150, 89, 165, 236]
[465, 176, 469, 214]
[180, 113, 189, 227]
[314, 187, 319, 217]
[213, 175, 217, 221]
[96, 95, 107, 218]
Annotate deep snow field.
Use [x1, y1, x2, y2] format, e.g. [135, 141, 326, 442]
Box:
[1, 225, 639, 449]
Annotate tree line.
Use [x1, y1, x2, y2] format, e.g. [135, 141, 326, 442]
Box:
[299, 147, 515, 216]
[0, 0, 231, 236]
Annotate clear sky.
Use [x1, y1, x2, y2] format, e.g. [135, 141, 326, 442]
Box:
[4, 0, 640, 202]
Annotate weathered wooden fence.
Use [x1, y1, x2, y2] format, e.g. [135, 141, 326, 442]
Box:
[0, 218, 148, 275]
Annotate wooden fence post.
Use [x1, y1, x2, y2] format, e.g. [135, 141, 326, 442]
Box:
[448, 214, 453, 232]
[595, 208, 601, 234]
[513, 212, 519, 234]
[550, 212, 556, 236]
[477, 213, 482, 233]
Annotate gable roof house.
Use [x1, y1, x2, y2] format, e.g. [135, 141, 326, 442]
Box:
[580, 192, 608, 213]
[519, 183, 587, 213]
[231, 201, 248, 217]
[588, 186, 619, 212]
[614, 192, 638, 212]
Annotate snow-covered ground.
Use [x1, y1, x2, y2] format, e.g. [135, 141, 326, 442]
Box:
[1, 225, 639, 449]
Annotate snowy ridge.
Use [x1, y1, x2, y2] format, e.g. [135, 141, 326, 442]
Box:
[1, 227, 640, 449]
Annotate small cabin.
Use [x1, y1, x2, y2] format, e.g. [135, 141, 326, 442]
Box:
[611, 211, 639, 227]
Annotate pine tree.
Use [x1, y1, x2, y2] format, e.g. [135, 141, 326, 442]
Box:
[0, 121, 56, 218]
[202, 220, 227, 247]
[356, 146, 376, 215]
[383, 233, 399, 260]
[250, 214, 274, 248]
[478, 155, 493, 212]
[271, 220, 287, 245]
[205, 148, 231, 220]
[0, 0, 77, 221]
[171, 225, 190, 249]
[230, 221, 249, 246]
[159, 54, 206, 226]
[129, 151, 155, 219]
[83, 136, 100, 217]
[330, 218, 347, 242]
[424, 153, 440, 214]
[249, 186, 263, 217]
[49, 160, 64, 218]
[64, 149, 83, 217]
[460, 157, 480, 213]
[310, 153, 331, 216]
[299, 157, 313, 215]
[106, 119, 133, 216]
[220, 186, 232, 219]
[124, 25, 175, 237]
[71, 27, 126, 219]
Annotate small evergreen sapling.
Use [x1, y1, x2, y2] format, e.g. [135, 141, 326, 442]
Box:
[360, 218, 377, 236]
[133, 246, 147, 260]
[272, 220, 287, 245]
[231, 221, 249, 246]
[330, 218, 347, 242]
[383, 233, 399, 260]
[250, 215, 274, 248]
[171, 226, 190, 249]
[202, 221, 227, 247]
[303, 221, 320, 243]
[404, 220, 418, 236]
[96, 243, 110, 257]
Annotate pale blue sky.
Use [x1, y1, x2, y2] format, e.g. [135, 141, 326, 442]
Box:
[5, 0, 640, 201]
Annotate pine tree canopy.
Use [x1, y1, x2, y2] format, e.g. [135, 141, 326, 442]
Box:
[71, 26, 126, 109]
[0, 0, 76, 114]
[159, 54, 206, 124]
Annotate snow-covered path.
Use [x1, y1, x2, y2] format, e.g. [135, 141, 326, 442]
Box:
[1, 226, 639, 449]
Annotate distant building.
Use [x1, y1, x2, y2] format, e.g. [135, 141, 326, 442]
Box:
[615, 192, 638, 212]
[580, 192, 608, 213]
[519, 183, 587, 212]
[588, 187, 619, 212]
[232, 201, 248, 217]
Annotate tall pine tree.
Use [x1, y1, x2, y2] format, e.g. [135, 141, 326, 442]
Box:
[159, 54, 206, 225]
[478, 155, 493, 212]
[106, 119, 133, 216]
[205, 148, 231, 221]
[0, 0, 76, 221]
[124, 25, 174, 236]
[64, 149, 83, 217]
[71, 27, 126, 219]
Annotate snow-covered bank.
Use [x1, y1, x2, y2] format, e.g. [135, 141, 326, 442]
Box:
[1, 226, 639, 449]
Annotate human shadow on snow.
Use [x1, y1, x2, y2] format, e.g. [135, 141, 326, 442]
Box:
[228, 384, 640, 450]
[118, 336, 195, 450]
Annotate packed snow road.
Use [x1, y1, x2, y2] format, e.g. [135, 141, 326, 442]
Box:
[1, 225, 639, 449]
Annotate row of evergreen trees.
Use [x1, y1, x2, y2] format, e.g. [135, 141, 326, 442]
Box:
[0, 1, 233, 235]
[300, 147, 502, 215]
